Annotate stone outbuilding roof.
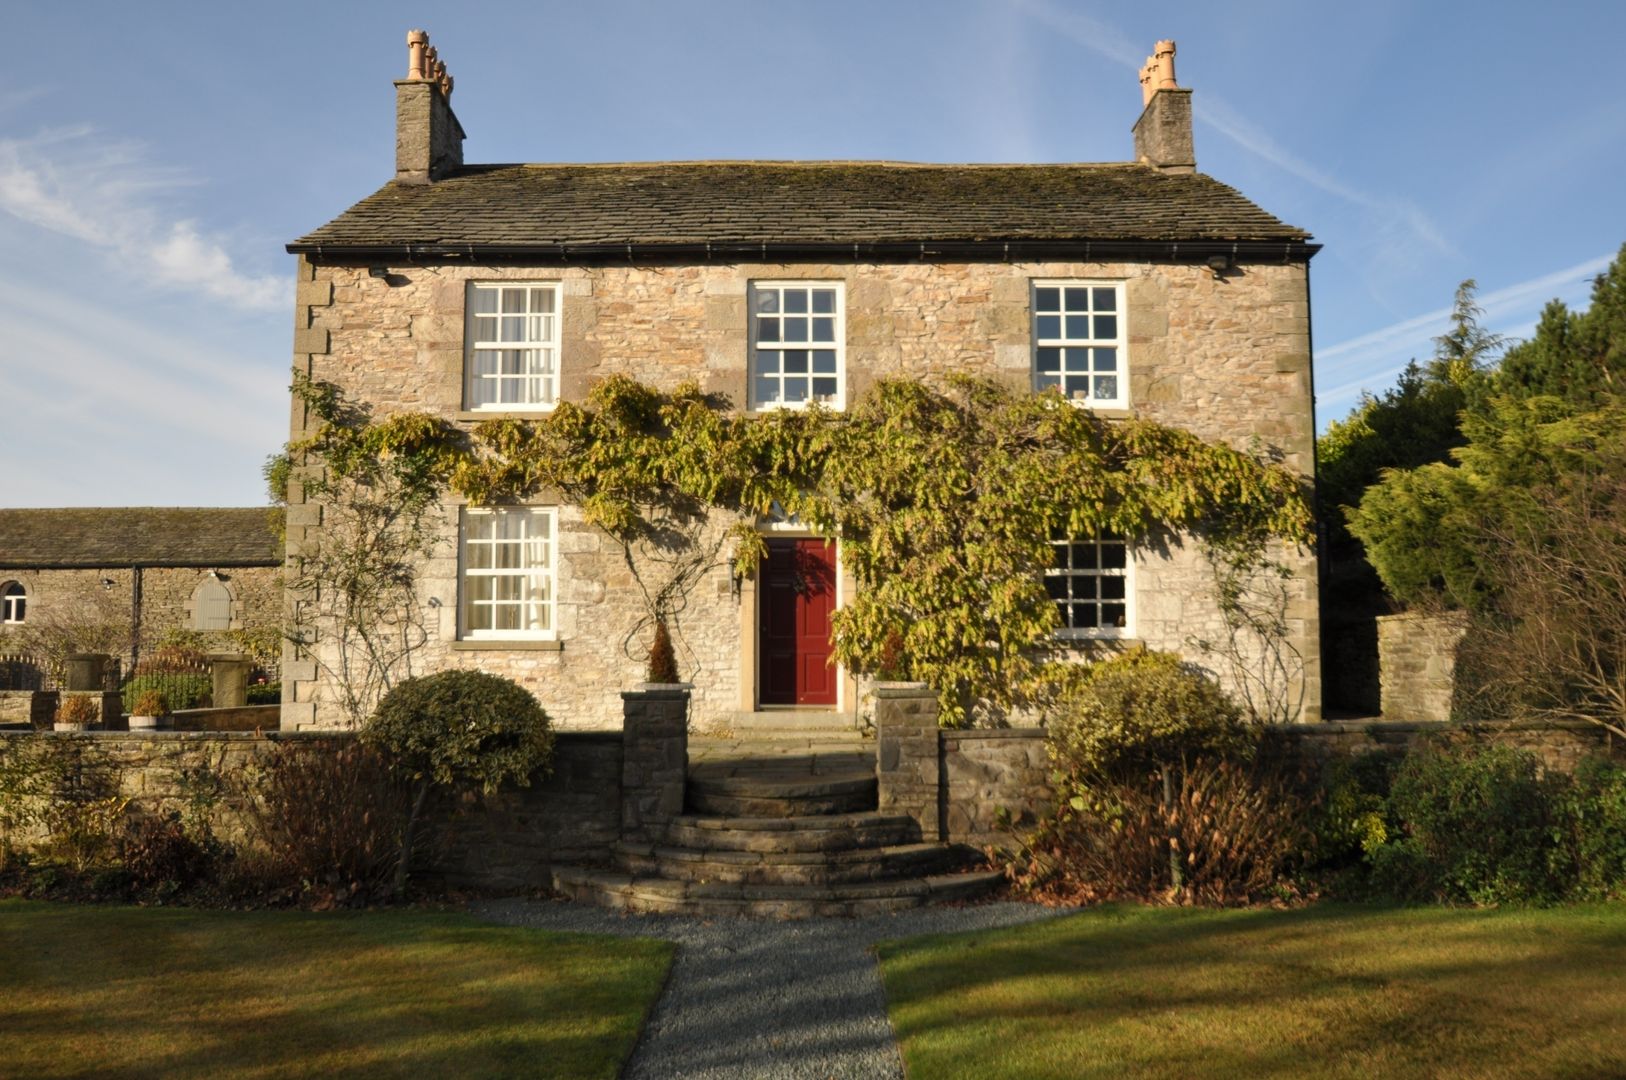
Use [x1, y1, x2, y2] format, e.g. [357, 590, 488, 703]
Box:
[288, 161, 1313, 259]
[0, 508, 282, 570]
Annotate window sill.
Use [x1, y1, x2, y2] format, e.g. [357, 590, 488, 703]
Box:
[1056, 636, 1142, 649]
[456, 409, 557, 423]
[742, 405, 845, 419]
[451, 639, 563, 652]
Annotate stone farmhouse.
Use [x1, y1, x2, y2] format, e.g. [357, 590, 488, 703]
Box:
[281, 33, 1321, 732]
[0, 507, 282, 684]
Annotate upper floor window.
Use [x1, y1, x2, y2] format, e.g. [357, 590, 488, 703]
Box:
[461, 507, 557, 639]
[1, 582, 24, 624]
[1032, 282, 1126, 408]
[466, 283, 560, 411]
[750, 282, 844, 411]
[1046, 534, 1132, 638]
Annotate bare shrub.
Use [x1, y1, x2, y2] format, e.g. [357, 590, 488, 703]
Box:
[1456, 471, 1626, 739]
[1006, 757, 1313, 906]
[239, 740, 408, 902]
[117, 812, 215, 893]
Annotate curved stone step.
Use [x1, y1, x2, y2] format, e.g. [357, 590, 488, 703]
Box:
[615, 840, 958, 886]
[685, 771, 878, 817]
[551, 864, 1004, 919]
[665, 811, 920, 853]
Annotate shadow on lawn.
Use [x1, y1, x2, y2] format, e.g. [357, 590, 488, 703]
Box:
[0, 905, 665, 1080]
[878, 903, 1626, 1079]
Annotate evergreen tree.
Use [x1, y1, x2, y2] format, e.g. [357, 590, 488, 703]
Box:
[1492, 245, 1626, 408]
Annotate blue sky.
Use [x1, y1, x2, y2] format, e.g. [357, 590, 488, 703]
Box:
[3, 1, 1623, 507]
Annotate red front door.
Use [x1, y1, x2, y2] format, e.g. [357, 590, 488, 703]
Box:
[759, 538, 837, 706]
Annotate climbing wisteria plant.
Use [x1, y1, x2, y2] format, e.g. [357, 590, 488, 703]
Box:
[270, 373, 465, 727]
[278, 372, 1311, 726]
[454, 374, 1312, 723]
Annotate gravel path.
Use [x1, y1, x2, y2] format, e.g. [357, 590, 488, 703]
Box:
[472, 897, 1068, 1079]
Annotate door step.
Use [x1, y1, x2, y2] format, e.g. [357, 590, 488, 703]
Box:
[731, 710, 857, 735]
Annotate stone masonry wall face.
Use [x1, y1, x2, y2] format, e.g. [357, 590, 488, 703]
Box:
[284, 257, 1319, 729]
[0, 730, 622, 892]
[1377, 612, 1467, 723]
[0, 565, 280, 670]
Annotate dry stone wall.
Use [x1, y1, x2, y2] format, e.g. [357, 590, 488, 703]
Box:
[1377, 612, 1467, 722]
[285, 255, 1318, 729]
[941, 729, 1053, 849]
[0, 729, 623, 892]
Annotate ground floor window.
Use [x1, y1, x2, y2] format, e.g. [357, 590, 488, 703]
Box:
[461, 508, 556, 638]
[1046, 535, 1131, 637]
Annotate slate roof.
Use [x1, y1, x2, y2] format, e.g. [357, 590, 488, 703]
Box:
[288, 161, 1313, 257]
[0, 508, 282, 569]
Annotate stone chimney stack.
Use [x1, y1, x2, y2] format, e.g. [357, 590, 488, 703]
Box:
[395, 29, 465, 184]
[1131, 40, 1195, 174]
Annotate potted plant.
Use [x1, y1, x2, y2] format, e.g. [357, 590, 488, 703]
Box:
[128, 689, 168, 731]
[54, 694, 101, 733]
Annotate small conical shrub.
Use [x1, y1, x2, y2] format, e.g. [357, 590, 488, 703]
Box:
[647, 619, 679, 684]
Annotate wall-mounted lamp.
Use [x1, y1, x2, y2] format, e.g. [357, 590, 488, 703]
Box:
[368, 266, 390, 279]
[1206, 254, 1232, 280]
[207, 569, 221, 580]
[427, 596, 443, 608]
[100, 577, 116, 590]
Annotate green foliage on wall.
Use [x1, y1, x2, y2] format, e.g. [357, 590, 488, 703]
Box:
[454, 374, 1311, 724]
[279, 369, 1310, 725]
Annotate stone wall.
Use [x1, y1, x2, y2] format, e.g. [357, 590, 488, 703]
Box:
[1267, 718, 1624, 775]
[1377, 612, 1467, 722]
[285, 254, 1319, 730]
[0, 729, 624, 892]
[426, 732, 623, 890]
[941, 729, 1053, 849]
[875, 685, 942, 840]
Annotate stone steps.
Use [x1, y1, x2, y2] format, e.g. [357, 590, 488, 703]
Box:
[685, 771, 878, 817]
[552, 737, 1002, 918]
[614, 839, 958, 886]
[551, 864, 1004, 919]
[665, 811, 922, 853]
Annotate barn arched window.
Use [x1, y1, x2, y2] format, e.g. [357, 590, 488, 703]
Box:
[1, 582, 25, 625]
[190, 575, 234, 631]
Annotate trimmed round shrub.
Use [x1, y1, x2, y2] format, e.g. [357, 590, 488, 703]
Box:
[365, 670, 554, 796]
[131, 690, 168, 717]
[1047, 650, 1253, 781]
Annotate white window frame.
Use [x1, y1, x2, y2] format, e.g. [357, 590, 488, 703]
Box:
[1047, 535, 1134, 639]
[464, 282, 562, 412]
[459, 507, 558, 640]
[749, 281, 845, 411]
[1031, 280, 1127, 409]
[1, 581, 24, 625]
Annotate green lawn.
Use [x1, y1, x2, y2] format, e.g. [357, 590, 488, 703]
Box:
[877, 904, 1626, 1079]
[0, 901, 673, 1079]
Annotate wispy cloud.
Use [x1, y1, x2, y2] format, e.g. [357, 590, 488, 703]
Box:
[0, 259, 287, 505]
[1005, 0, 1454, 258]
[1315, 252, 1615, 406]
[0, 86, 49, 114]
[0, 127, 286, 311]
